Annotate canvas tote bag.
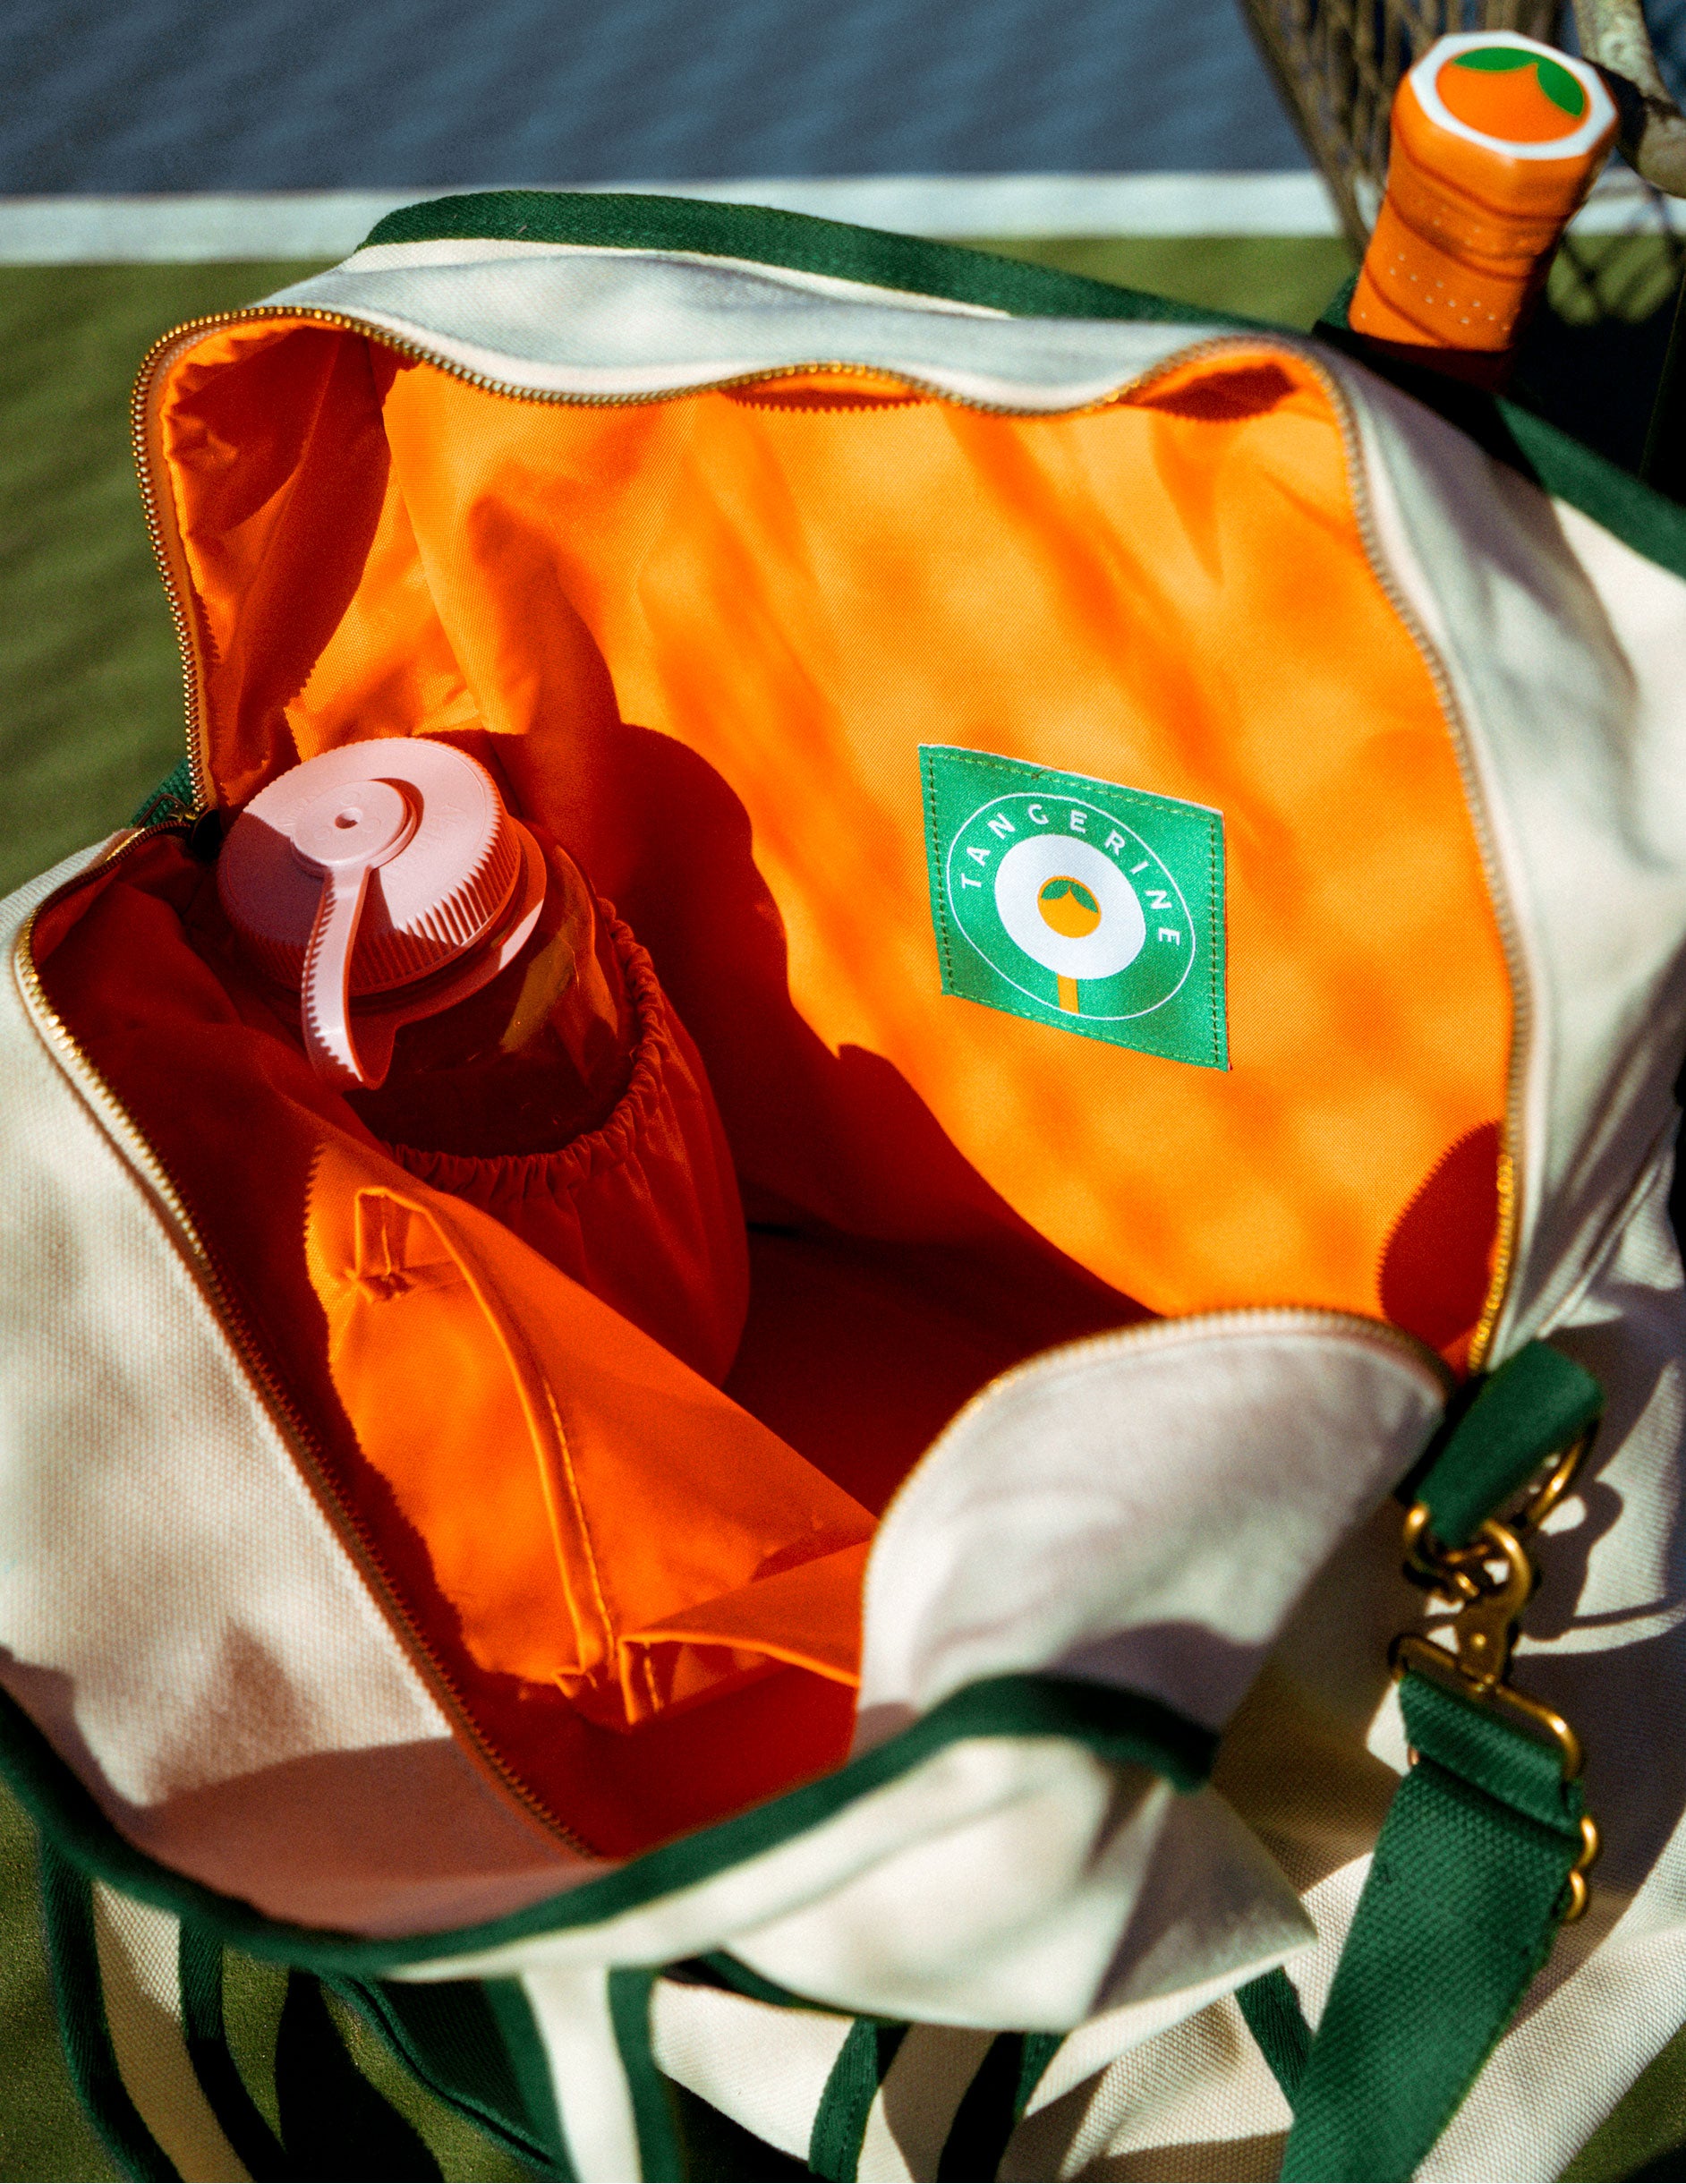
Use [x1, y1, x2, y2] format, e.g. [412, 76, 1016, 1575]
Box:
[4, 191, 1686, 2180]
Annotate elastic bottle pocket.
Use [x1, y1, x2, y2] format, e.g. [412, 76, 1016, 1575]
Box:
[370, 904, 751, 1387]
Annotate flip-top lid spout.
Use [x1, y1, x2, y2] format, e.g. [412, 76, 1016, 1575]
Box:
[217, 738, 546, 1088]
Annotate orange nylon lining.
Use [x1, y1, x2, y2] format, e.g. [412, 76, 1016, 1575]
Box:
[156, 319, 1509, 1350]
[306, 1148, 872, 1730]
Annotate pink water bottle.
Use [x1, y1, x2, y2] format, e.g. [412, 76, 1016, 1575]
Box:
[215, 737, 750, 1381]
[217, 737, 632, 1156]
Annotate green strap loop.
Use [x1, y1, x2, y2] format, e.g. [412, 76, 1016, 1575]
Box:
[1238, 1967, 1310, 2106]
[607, 1967, 685, 2184]
[1280, 1670, 1586, 2180]
[1413, 1340, 1601, 1548]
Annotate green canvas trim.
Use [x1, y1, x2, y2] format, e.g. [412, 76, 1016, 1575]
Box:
[662, 1977, 1060, 2179]
[1410, 1339, 1602, 1548]
[340, 1974, 558, 2175]
[608, 1967, 685, 2184]
[1236, 1966, 1311, 2107]
[176, 1924, 289, 2179]
[357, 190, 1256, 334]
[482, 1981, 573, 2181]
[808, 2019, 907, 2181]
[1315, 281, 1686, 586]
[37, 1846, 176, 2182]
[0, 1674, 1213, 1973]
[1015, 2032, 1062, 2121]
[1279, 1666, 1586, 2182]
[354, 193, 1686, 593]
[687, 1952, 837, 2015]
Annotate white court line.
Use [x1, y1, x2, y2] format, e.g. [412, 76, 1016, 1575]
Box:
[0, 169, 1675, 262]
[0, 176, 1337, 260]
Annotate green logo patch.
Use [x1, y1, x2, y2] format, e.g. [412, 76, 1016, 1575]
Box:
[920, 745, 1227, 1070]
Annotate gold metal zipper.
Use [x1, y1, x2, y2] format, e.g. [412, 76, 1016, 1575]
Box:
[873, 1300, 1452, 1538]
[129, 324, 219, 815]
[1301, 353, 1528, 1371]
[128, 305, 1254, 812]
[13, 832, 593, 1859]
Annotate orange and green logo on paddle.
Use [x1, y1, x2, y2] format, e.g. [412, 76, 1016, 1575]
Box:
[1435, 45, 1588, 142]
[921, 744, 1227, 1071]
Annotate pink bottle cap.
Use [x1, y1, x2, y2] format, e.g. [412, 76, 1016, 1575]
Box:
[217, 738, 546, 1088]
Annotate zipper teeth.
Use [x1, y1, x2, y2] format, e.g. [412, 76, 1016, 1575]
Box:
[132, 306, 1256, 810]
[872, 1301, 1449, 1540]
[130, 325, 217, 811]
[13, 835, 592, 1858]
[132, 303, 1235, 420]
[131, 307, 1525, 1332]
[1304, 353, 1527, 1373]
[986, 1300, 1447, 1393]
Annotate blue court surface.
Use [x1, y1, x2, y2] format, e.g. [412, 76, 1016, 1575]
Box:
[4, 0, 1307, 191]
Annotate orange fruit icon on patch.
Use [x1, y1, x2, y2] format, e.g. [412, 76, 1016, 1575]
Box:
[1038, 875, 1103, 1011]
[1350, 32, 1616, 367]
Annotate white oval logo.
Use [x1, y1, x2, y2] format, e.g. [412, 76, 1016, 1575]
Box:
[993, 831, 1147, 983]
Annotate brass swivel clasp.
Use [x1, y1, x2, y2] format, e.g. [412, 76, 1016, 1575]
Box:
[1389, 1427, 1601, 1921]
[1399, 1505, 1533, 1697]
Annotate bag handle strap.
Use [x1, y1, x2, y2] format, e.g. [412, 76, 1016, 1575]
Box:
[1271, 1340, 1603, 2182]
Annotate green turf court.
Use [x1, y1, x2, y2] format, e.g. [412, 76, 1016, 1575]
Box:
[0, 240, 1366, 900]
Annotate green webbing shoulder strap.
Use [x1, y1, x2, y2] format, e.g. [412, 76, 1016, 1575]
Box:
[1268, 1340, 1604, 2183]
